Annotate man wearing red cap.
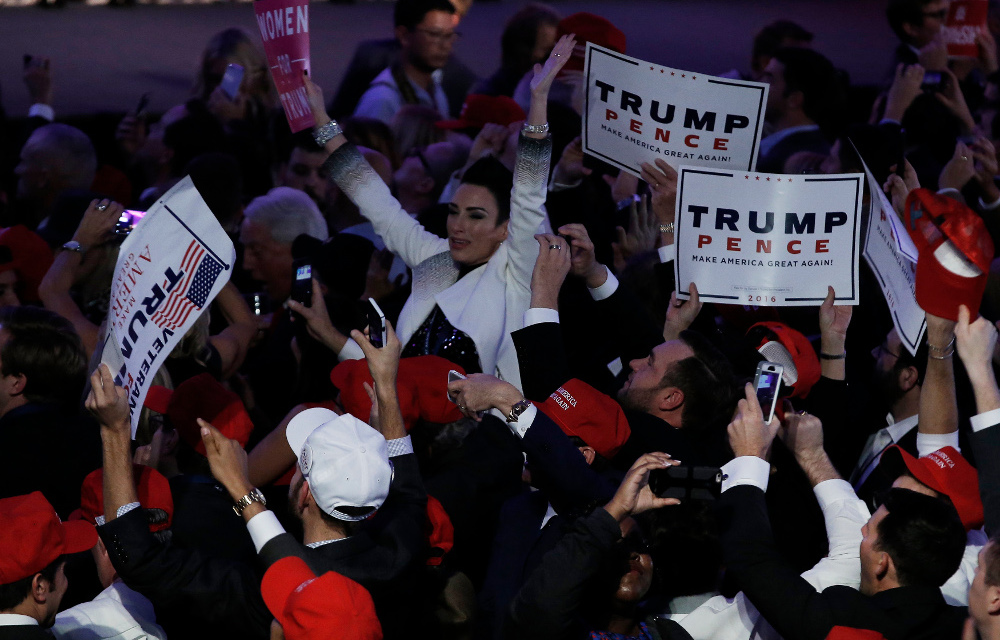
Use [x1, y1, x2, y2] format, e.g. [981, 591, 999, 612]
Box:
[0, 492, 97, 639]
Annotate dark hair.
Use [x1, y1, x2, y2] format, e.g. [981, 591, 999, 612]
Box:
[185, 153, 244, 230]
[459, 155, 513, 223]
[660, 330, 738, 433]
[893, 336, 929, 386]
[394, 0, 455, 30]
[342, 117, 399, 168]
[0, 557, 63, 611]
[648, 502, 722, 599]
[985, 538, 1000, 587]
[0, 306, 86, 405]
[163, 100, 224, 176]
[887, 0, 937, 41]
[501, 3, 561, 71]
[752, 20, 813, 63]
[771, 47, 839, 126]
[876, 488, 966, 587]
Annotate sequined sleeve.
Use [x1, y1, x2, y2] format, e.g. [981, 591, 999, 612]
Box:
[322, 142, 448, 268]
[506, 133, 552, 292]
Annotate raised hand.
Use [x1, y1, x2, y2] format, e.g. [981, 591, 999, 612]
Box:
[529, 33, 576, 96]
[727, 382, 780, 460]
[603, 452, 681, 522]
[530, 233, 571, 310]
[664, 282, 701, 341]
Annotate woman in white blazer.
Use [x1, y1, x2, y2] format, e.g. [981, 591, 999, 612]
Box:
[291, 35, 576, 393]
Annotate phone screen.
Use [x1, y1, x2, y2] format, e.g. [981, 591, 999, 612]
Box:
[755, 367, 782, 423]
[219, 64, 245, 100]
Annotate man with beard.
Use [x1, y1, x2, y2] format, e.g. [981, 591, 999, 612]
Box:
[354, 0, 457, 123]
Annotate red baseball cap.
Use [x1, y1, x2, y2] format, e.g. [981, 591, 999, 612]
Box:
[143, 373, 254, 456]
[558, 12, 627, 72]
[0, 492, 97, 584]
[329, 356, 464, 430]
[425, 495, 454, 567]
[437, 94, 527, 130]
[0, 225, 53, 305]
[746, 322, 821, 399]
[261, 556, 382, 640]
[826, 627, 885, 640]
[880, 445, 983, 531]
[537, 379, 630, 459]
[904, 189, 994, 321]
[75, 465, 174, 532]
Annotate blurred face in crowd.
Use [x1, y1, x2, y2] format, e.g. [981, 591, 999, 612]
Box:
[859, 505, 889, 596]
[614, 519, 655, 604]
[14, 138, 48, 203]
[618, 340, 695, 414]
[446, 184, 508, 266]
[871, 329, 913, 410]
[281, 147, 331, 208]
[134, 104, 188, 178]
[240, 218, 293, 301]
[905, 0, 949, 47]
[968, 542, 1000, 626]
[531, 23, 558, 65]
[0, 270, 21, 308]
[402, 10, 457, 73]
[761, 59, 788, 123]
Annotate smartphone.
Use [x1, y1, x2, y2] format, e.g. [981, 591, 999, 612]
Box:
[648, 465, 723, 501]
[291, 259, 312, 307]
[219, 63, 245, 100]
[446, 369, 466, 403]
[367, 299, 387, 348]
[921, 70, 946, 93]
[754, 361, 784, 424]
[114, 209, 146, 236]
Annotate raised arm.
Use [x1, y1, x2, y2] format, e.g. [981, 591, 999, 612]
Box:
[504, 35, 575, 292]
[303, 73, 447, 268]
[918, 312, 960, 441]
[208, 282, 257, 379]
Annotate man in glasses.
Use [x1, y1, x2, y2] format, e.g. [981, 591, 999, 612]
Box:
[886, 0, 950, 70]
[354, 0, 458, 124]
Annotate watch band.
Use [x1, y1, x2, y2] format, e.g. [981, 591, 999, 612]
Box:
[61, 240, 85, 254]
[659, 223, 674, 234]
[819, 352, 847, 360]
[233, 488, 266, 516]
[313, 120, 343, 147]
[506, 399, 531, 423]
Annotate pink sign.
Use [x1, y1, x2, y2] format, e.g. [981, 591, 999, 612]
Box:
[255, 0, 315, 132]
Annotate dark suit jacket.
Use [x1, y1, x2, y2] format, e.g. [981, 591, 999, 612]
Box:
[0, 626, 52, 640]
[719, 484, 967, 640]
[756, 128, 831, 174]
[971, 422, 1000, 536]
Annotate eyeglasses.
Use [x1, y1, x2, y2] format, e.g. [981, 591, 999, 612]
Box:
[406, 147, 434, 176]
[413, 28, 461, 44]
[872, 342, 901, 361]
[922, 9, 948, 20]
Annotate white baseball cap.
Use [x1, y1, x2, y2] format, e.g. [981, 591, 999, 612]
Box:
[285, 408, 393, 521]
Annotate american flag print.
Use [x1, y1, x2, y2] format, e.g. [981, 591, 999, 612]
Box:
[152, 240, 224, 330]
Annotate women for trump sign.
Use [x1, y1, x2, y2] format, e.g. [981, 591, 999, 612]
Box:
[674, 168, 863, 306]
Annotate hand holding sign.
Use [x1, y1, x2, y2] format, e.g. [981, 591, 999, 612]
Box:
[529, 33, 576, 97]
[302, 71, 327, 126]
[86, 364, 130, 436]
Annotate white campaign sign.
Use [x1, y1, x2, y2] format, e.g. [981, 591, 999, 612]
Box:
[583, 43, 768, 176]
[101, 177, 235, 436]
[860, 159, 926, 355]
[674, 167, 863, 306]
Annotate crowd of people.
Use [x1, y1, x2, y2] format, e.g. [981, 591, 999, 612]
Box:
[3, 0, 1000, 638]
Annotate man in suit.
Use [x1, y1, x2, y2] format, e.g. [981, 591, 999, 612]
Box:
[0, 305, 98, 518]
[719, 383, 967, 639]
[89, 322, 426, 640]
[757, 48, 838, 174]
[0, 492, 97, 640]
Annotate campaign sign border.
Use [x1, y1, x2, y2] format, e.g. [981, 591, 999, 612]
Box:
[583, 44, 767, 176]
[674, 168, 863, 306]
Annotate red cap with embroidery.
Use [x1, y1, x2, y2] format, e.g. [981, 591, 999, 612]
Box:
[881, 445, 983, 531]
[538, 378, 630, 458]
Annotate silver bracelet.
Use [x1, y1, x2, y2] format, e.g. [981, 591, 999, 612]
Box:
[521, 122, 549, 135]
[313, 120, 343, 147]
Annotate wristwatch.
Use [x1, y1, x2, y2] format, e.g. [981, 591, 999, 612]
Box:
[506, 399, 532, 423]
[233, 488, 267, 516]
[60, 240, 85, 254]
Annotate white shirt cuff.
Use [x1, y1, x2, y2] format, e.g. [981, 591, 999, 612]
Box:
[247, 510, 286, 553]
[971, 407, 1000, 432]
[721, 456, 770, 493]
[337, 338, 365, 361]
[937, 187, 962, 200]
[524, 307, 559, 326]
[813, 479, 857, 511]
[28, 103, 54, 121]
[916, 430, 960, 456]
[588, 267, 618, 301]
[385, 435, 413, 457]
[547, 176, 582, 192]
[657, 244, 675, 263]
[506, 403, 538, 439]
[117, 502, 141, 518]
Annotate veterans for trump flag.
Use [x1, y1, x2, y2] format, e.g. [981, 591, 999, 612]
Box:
[583, 43, 768, 177]
[674, 167, 863, 307]
[101, 177, 235, 436]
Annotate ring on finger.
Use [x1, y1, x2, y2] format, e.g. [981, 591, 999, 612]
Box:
[549, 244, 562, 250]
[96, 202, 109, 211]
